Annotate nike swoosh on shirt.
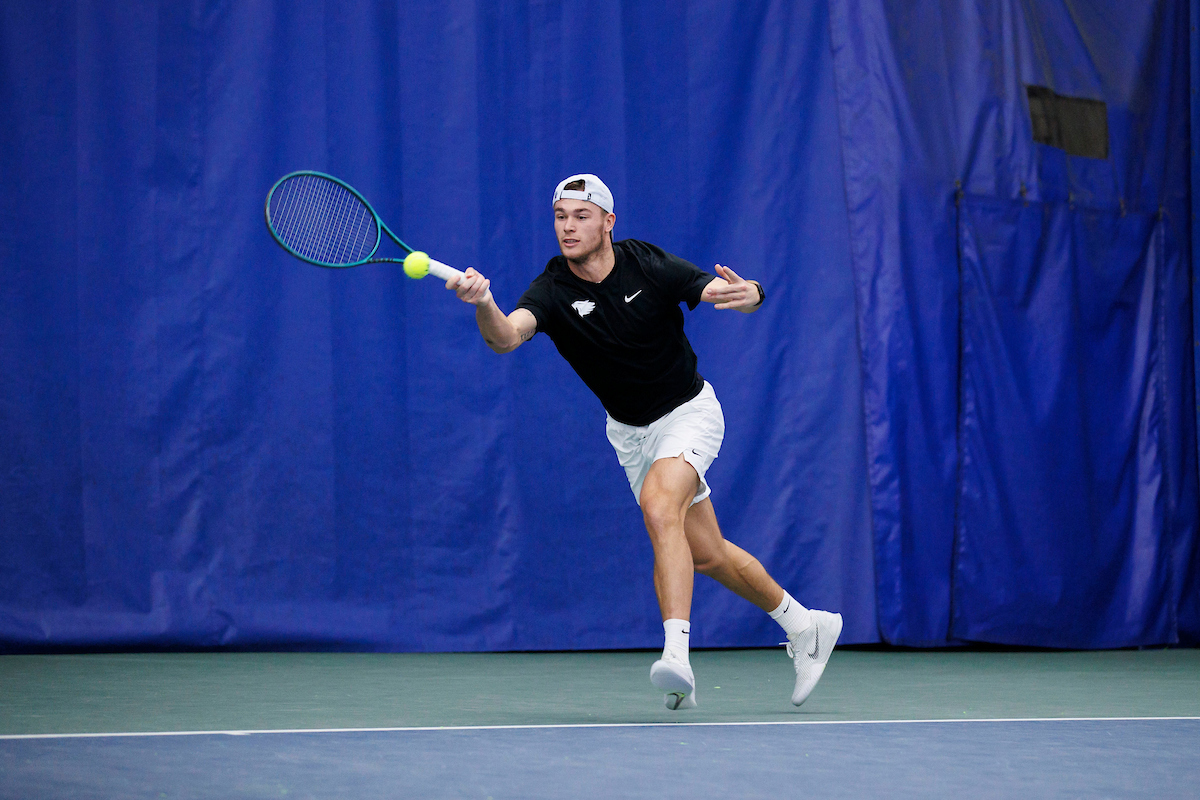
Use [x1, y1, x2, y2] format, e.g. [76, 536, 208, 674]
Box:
[624, 290, 642, 303]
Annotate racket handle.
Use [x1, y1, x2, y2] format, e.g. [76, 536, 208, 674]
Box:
[429, 259, 466, 282]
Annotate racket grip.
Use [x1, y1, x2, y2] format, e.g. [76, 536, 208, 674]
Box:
[429, 259, 465, 282]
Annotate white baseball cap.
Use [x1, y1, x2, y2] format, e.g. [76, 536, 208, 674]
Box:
[553, 174, 614, 214]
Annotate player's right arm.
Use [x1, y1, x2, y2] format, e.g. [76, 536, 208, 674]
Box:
[449, 268, 538, 354]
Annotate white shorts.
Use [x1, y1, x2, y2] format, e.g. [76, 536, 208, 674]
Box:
[605, 381, 725, 507]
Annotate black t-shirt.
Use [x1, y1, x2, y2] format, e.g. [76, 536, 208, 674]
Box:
[516, 239, 714, 426]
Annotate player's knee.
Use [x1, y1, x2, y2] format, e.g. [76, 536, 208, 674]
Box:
[642, 506, 680, 539]
[640, 497, 684, 541]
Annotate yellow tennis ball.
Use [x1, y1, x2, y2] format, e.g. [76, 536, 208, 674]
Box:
[403, 251, 431, 279]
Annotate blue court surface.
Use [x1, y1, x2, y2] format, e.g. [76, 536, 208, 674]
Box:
[1, 649, 1198, 798]
[2, 718, 1197, 799]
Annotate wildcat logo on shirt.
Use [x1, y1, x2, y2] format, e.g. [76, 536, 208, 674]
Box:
[571, 300, 596, 317]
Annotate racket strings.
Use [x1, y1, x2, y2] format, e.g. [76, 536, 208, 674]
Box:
[269, 175, 379, 266]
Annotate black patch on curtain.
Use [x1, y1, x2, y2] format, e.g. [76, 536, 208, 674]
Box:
[1025, 86, 1109, 159]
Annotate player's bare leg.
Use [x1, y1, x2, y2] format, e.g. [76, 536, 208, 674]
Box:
[642, 455, 786, 615]
[684, 497, 785, 611]
[687, 493, 843, 705]
[639, 454, 842, 707]
[674, 457, 844, 707]
[638, 454, 706, 709]
[639, 454, 703, 621]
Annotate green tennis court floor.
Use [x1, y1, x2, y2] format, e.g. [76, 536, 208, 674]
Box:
[2, 647, 1197, 735]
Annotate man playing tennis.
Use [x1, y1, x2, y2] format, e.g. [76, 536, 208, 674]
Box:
[447, 174, 842, 710]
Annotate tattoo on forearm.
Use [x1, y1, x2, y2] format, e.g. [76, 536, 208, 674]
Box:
[520, 329, 535, 342]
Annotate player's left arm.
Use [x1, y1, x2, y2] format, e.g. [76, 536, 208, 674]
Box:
[700, 265, 764, 313]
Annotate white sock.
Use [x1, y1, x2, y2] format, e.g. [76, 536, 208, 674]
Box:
[662, 619, 691, 663]
[769, 592, 813, 636]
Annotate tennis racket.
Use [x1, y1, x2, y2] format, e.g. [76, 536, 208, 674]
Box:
[264, 171, 464, 281]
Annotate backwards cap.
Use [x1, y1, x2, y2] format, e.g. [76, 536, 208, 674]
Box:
[553, 174, 614, 214]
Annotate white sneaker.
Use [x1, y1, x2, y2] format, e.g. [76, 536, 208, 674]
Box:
[785, 610, 843, 706]
[650, 650, 697, 710]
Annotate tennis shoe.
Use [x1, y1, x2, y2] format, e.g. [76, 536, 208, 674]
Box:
[785, 610, 843, 706]
[650, 650, 697, 710]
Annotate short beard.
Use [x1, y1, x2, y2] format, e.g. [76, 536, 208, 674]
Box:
[562, 231, 611, 265]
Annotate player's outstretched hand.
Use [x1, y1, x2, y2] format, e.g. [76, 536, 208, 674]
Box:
[451, 267, 493, 306]
[709, 265, 761, 312]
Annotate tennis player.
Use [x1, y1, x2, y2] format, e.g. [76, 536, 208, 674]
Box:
[447, 174, 842, 710]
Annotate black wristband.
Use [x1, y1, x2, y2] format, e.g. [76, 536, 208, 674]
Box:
[753, 281, 765, 306]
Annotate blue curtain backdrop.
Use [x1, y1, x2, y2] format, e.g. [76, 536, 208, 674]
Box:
[0, 0, 1195, 652]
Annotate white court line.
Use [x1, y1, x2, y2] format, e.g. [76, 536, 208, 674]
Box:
[1, 716, 1197, 741]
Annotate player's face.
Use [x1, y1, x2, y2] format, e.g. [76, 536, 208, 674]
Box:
[554, 199, 613, 262]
